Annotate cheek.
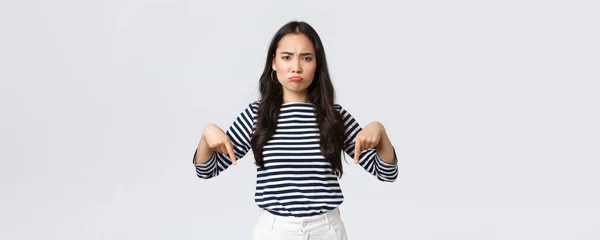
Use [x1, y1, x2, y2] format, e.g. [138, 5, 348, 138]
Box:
[305, 64, 317, 77]
[278, 62, 293, 72]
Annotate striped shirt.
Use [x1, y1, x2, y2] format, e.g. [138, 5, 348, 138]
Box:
[193, 101, 398, 217]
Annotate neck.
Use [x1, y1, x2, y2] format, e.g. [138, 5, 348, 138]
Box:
[282, 91, 309, 104]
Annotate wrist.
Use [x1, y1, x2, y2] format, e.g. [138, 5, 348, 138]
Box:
[200, 125, 212, 143]
[371, 121, 385, 134]
[202, 123, 216, 137]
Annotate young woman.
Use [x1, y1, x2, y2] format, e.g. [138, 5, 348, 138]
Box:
[193, 21, 398, 240]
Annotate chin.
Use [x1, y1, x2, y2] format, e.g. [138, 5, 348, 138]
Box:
[285, 87, 309, 93]
[284, 83, 311, 92]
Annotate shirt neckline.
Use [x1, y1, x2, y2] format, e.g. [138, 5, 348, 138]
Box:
[281, 102, 314, 106]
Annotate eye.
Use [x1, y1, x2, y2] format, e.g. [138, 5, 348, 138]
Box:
[281, 56, 291, 60]
[303, 56, 313, 61]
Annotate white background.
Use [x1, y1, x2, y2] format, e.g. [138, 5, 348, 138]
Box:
[1, 0, 599, 239]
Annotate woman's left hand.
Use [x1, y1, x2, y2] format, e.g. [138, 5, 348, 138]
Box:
[354, 121, 384, 163]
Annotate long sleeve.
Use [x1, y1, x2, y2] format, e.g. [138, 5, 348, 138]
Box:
[193, 101, 259, 179]
[336, 104, 398, 182]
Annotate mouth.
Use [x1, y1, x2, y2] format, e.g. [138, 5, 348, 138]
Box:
[289, 76, 303, 82]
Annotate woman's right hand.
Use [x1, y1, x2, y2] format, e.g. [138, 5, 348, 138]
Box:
[202, 123, 237, 165]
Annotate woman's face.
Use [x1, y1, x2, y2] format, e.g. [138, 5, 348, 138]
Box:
[272, 33, 317, 95]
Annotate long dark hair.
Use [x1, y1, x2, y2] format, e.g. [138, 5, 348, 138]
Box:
[250, 21, 346, 177]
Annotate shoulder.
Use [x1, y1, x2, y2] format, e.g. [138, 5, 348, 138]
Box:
[333, 103, 348, 114]
[235, 100, 260, 117]
[333, 103, 357, 119]
[246, 100, 261, 114]
[334, 103, 342, 111]
[250, 100, 261, 109]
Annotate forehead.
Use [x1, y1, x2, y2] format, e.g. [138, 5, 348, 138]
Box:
[276, 33, 315, 52]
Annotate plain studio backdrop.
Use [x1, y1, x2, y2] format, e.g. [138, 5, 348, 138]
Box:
[1, 0, 599, 239]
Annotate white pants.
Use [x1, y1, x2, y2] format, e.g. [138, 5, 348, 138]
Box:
[251, 208, 348, 240]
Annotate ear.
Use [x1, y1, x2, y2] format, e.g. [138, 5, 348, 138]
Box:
[271, 54, 277, 71]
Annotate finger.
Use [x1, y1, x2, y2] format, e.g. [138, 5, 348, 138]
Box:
[371, 137, 380, 149]
[225, 141, 237, 165]
[354, 138, 361, 164]
[219, 144, 231, 159]
[367, 139, 375, 149]
[211, 144, 222, 154]
[209, 144, 222, 154]
[216, 145, 229, 161]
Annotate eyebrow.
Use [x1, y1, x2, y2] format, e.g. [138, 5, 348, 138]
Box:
[280, 51, 314, 56]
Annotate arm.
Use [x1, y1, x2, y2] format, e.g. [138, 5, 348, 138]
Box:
[193, 128, 216, 165]
[337, 105, 399, 182]
[193, 101, 258, 179]
[369, 121, 395, 164]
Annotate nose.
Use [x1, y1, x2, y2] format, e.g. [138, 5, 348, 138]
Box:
[291, 59, 302, 73]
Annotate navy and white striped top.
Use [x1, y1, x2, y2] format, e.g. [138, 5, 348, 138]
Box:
[193, 101, 398, 217]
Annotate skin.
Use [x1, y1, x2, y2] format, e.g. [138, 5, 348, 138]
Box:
[271, 33, 316, 104]
[354, 121, 396, 165]
[194, 33, 397, 166]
